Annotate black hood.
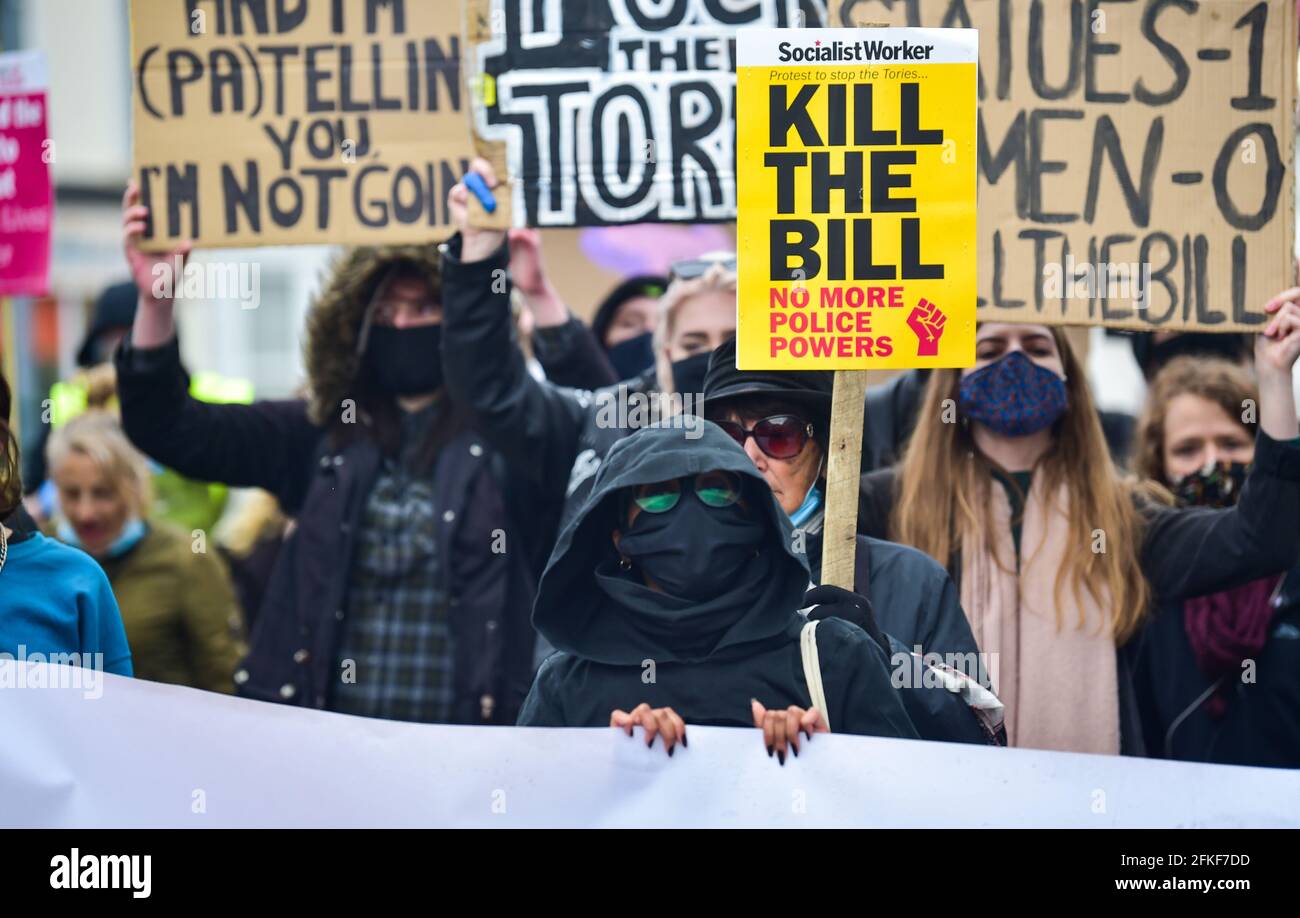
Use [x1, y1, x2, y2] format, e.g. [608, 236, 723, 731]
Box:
[532, 421, 811, 665]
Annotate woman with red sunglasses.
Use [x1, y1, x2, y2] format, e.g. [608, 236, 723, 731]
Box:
[702, 338, 1003, 744]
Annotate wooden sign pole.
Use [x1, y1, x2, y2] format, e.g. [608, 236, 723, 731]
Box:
[820, 370, 868, 589]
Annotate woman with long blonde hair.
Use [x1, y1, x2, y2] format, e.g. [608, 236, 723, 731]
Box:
[859, 293, 1300, 756]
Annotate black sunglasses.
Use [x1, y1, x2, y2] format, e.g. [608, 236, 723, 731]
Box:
[714, 416, 814, 460]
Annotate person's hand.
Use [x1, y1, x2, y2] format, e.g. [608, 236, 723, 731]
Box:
[1257, 290, 1300, 377]
[1255, 290, 1300, 442]
[447, 157, 506, 263]
[122, 183, 189, 308]
[508, 227, 568, 326]
[610, 703, 687, 756]
[122, 183, 189, 347]
[804, 584, 889, 654]
[751, 699, 826, 765]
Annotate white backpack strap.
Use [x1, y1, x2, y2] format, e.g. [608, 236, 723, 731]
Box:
[799, 619, 831, 733]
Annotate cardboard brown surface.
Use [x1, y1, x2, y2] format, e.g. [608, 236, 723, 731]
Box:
[835, 0, 1297, 331]
[131, 0, 477, 250]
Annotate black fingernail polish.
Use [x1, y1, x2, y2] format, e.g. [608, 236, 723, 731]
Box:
[778, 750, 785, 766]
[668, 746, 674, 757]
[767, 745, 773, 757]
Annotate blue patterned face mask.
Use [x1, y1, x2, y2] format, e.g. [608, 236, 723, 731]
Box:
[59, 516, 147, 560]
[958, 351, 1068, 437]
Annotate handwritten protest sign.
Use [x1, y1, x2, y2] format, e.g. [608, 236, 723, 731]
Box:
[0, 51, 53, 296]
[465, 0, 830, 228]
[130, 0, 475, 250]
[735, 28, 978, 370]
[836, 0, 1297, 331]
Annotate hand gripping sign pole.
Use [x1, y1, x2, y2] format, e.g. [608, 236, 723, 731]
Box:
[735, 27, 979, 588]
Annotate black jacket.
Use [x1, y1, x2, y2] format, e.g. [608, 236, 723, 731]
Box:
[518, 423, 918, 740]
[1126, 562, 1300, 767]
[804, 527, 998, 744]
[857, 432, 1300, 754]
[441, 234, 666, 529]
[532, 317, 619, 391]
[115, 334, 549, 726]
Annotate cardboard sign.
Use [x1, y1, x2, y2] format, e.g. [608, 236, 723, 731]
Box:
[0, 51, 53, 296]
[465, 0, 830, 228]
[835, 0, 1297, 331]
[735, 28, 977, 369]
[130, 0, 476, 250]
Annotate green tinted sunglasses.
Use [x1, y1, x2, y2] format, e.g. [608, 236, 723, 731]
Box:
[631, 470, 743, 514]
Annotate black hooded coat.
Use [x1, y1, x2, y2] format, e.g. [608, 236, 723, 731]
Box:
[517, 423, 919, 739]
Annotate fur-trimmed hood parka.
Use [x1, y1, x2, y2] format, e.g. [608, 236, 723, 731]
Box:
[114, 241, 549, 725]
[302, 243, 444, 427]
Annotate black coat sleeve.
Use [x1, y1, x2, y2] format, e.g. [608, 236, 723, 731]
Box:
[516, 654, 568, 726]
[1140, 432, 1300, 603]
[440, 234, 594, 491]
[817, 618, 919, 739]
[114, 335, 319, 512]
[532, 317, 619, 391]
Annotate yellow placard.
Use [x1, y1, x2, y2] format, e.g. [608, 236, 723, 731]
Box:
[736, 28, 977, 370]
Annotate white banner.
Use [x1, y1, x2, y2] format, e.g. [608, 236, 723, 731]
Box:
[1, 662, 1296, 828]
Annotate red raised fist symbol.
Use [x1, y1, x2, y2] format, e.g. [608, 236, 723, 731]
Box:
[907, 299, 946, 357]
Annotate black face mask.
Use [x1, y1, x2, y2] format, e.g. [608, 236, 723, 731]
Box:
[617, 487, 766, 602]
[606, 331, 655, 381]
[669, 351, 713, 399]
[362, 324, 443, 396]
[1169, 460, 1251, 509]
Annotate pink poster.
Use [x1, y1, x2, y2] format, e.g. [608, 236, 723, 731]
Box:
[0, 51, 51, 297]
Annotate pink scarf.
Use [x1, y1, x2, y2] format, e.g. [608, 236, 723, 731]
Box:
[960, 475, 1120, 754]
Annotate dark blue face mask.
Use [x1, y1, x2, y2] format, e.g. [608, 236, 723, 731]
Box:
[606, 331, 655, 381]
[617, 489, 765, 601]
[958, 350, 1068, 437]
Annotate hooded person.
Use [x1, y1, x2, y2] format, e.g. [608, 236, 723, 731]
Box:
[517, 422, 919, 760]
[702, 338, 1003, 744]
[113, 182, 548, 725]
[439, 160, 733, 538]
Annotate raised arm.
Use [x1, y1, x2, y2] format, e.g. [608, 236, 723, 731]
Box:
[117, 185, 318, 504]
[1142, 293, 1300, 601]
[440, 161, 592, 493]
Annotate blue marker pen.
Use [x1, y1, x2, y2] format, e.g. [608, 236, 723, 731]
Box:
[464, 172, 497, 214]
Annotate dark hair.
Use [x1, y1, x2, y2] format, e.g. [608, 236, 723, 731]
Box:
[1, 371, 22, 518]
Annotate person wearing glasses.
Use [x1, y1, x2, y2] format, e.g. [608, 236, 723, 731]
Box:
[0, 371, 132, 678]
[702, 338, 1002, 744]
[441, 160, 737, 533]
[517, 422, 918, 761]
[114, 185, 545, 726]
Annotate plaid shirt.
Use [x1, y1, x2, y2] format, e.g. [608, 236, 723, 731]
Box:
[331, 407, 454, 723]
